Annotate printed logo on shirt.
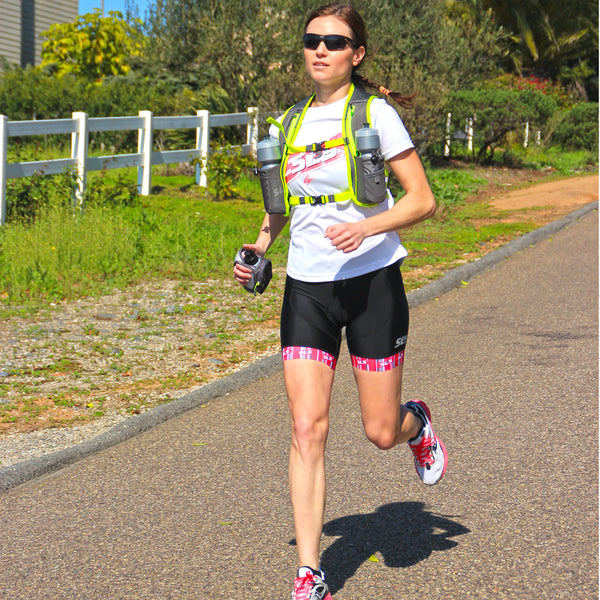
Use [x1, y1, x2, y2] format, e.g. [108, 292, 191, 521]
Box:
[285, 133, 344, 184]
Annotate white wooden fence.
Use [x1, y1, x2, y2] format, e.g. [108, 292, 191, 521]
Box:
[0, 107, 259, 225]
[443, 112, 540, 157]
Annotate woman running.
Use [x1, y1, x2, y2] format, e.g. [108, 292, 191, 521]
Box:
[234, 4, 448, 598]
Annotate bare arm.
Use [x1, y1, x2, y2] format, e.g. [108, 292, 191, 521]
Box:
[324, 148, 435, 253]
[252, 212, 290, 256]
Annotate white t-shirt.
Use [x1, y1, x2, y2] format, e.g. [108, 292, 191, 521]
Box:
[269, 95, 414, 282]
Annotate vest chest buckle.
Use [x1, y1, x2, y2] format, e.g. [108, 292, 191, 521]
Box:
[308, 141, 325, 154]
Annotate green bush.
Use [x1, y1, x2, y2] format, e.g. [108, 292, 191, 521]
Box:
[479, 74, 575, 109]
[6, 170, 76, 222]
[205, 140, 256, 200]
[0, 63, 87, 121]
[551, 103, 599, 151]
[0, 66, 244, 155]
[0, 65, 196, 123]
[445, 88, 558, 162]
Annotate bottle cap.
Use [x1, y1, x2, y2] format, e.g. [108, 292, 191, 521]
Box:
[257, 138, 282, 163]
[355, 127, 380, 154]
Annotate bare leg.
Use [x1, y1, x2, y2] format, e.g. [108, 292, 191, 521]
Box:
[284, 358, 335, 570]
[353, 363, 421, 449]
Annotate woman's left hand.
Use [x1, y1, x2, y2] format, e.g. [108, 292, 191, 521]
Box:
[324, 221, 367, 253]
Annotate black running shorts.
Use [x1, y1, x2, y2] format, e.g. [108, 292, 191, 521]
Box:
[280, 262, 409, 369]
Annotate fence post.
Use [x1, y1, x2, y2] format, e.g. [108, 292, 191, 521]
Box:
[524, 121, 530, 148]
[71, 112, 88, 208]
[466, 117, 474, 152]
[0, 115, 7, 226]
[247, 106, 259, 157]
[196, 109, 209, 187]
[444, 112, 452, 157]
[137, 110, 153, 195]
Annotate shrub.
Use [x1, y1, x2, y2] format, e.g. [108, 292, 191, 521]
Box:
[204, 140, 256, 200]
[480, 74, 574, 109]
[445, 88, 557, 162]
[0, 64, 87, 121]
[6, 170, 75, 222]
[551, 103, 599, 151]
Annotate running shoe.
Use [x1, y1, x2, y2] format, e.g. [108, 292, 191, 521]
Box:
[406, 399, 448, 485]
[291, 567, 332, 600]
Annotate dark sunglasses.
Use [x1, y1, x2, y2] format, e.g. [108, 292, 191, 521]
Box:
[302, 33, 356, 51]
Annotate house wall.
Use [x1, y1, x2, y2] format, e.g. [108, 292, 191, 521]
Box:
[0, 0, 78, 68]
[31, 0, 79, 65]
[0, 0, 22, 66]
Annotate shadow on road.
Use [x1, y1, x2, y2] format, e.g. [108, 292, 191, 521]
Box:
[317, 502, 470, 595]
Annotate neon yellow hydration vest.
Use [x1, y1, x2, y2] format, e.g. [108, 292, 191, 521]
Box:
[266, 84, 382, 216]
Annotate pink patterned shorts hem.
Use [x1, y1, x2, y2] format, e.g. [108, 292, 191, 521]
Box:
[282, 346, 405, 372]
[282, 346, 337, 370]
[350, 350, 405, 372]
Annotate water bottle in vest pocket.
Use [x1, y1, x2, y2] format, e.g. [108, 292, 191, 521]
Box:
[355, 127, 387, 204]
[256, 138, 286, 214]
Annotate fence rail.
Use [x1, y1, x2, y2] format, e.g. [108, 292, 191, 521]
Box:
[0, 107, 259, 225]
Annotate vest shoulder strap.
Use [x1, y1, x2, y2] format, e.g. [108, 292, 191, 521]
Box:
[348, 84, 374, 106]
[277, 96, 312, 152]
[348, 85, 374, 132]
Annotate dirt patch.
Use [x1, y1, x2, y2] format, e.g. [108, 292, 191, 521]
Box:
[489, 174, 598, 221]
[0, 279, 284, 435]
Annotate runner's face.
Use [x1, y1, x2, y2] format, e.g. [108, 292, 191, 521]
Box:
[304, 16, 365, 90]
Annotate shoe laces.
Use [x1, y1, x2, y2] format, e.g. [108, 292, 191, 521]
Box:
[293, 572, 327, 600]
[411, 433, 437, 469]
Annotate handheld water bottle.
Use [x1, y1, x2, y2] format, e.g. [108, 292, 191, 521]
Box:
[233, 248, 272, 295]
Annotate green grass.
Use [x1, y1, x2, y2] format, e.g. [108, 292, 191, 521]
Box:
[392, 166, 546, 288]
[513, 146, 598, 175]
[0, 164, 289, 308]
[439, 140, 598, 176]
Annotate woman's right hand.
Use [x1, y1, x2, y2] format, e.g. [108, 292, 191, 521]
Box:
[233, 244, 265, 288]
[234, 212, 288, 288]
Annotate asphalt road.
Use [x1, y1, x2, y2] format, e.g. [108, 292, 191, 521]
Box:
[0, 207, 597, 600]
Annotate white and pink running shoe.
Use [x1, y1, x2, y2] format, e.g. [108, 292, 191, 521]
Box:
[406, 400, 448, 485]
[291, 567, 332, 600]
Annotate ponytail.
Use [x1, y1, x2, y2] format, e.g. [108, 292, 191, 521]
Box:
[352, 73, 415, 109]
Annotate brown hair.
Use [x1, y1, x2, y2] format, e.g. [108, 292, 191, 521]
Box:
[305, 3, 414, 108]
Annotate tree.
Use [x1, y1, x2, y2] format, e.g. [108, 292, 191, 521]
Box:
[341, 0, 503, 151]
[141, 0, 503, 150]
[142, 0, 312, 114]
[40, 10, 145, 81]
[454, 0, 598, 100]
